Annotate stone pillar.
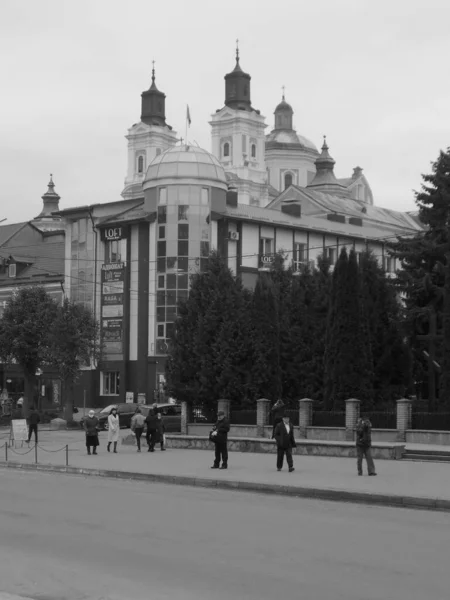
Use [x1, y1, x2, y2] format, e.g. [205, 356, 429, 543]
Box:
[256, 398, 270, 437]
[396, 398, 412, 442]
[217, 398, 230, 420]
[299, 398, 313, 438]
[181, 401, 192, 435]
[345, 398, 360, 441]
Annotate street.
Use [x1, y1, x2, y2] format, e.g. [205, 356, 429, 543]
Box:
[0, 469, 449, 600]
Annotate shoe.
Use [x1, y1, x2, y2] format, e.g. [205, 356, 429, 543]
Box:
[161, 448, 166, 451]
[369, 473, 377, 476]
[289, 467, 295, 473]
[220, 465, 228, 470]
[277, 468, 281, 472]
[87, 451, 91, 455]
[137, 449, 141, 452]
[148, 447, 151, 452]
[211, 465, 219, 469]
[93, 451, 97, 455]
[358, 473, 362, 476]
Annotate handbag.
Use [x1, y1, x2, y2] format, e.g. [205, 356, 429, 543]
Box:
[209, 429, 218, 443]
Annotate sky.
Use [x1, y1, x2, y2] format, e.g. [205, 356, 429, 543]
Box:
[1, 0, 449, 224]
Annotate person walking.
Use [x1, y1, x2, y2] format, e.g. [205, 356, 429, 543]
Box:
[211, 410, 230, 470]
[84, 410, 99, 455]
[271, 399, 285, 439]
[131, 407, 146, 452]
[157, 412, 166, 451]
[274, 415, 296, 472]
[356, 416, 377, 476]
[107, 407, 120, 453]
[145, 407, 158, 452]
[27, 406, 40, 444]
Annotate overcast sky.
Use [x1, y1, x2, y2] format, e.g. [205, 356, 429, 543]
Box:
[1, 0, 449, 224]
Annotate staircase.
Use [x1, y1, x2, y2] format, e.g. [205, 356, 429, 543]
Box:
[404, 448, 450, 463]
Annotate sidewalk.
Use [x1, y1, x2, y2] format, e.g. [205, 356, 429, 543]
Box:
[1, 429, 450, 512]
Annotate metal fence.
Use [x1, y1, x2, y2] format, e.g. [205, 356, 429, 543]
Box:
[412, 412, 450, 431]
[363, 412, 397, 429]
[312, 411, 346, 427]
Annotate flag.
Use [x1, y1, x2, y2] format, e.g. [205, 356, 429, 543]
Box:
[186, 105, 191, 127]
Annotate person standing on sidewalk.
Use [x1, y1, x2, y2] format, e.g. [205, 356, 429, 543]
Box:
[274, 415, 296, 472]
[211, 411, 230, 470]
[27, 406, 40, 444]
[356, 416, 377, 476]
[271, 399, 285, 439]
[131, 407, 145, 452]
[107, 407, 120, 453]
[145, 407, 158, 452]
[156, 412, 166, 451]
[84, 410, 99, 455]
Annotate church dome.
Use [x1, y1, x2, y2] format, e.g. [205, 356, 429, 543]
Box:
[143, 144, 227, 189]
[275, 98, 293, 113]
[266, 129, 318, 151]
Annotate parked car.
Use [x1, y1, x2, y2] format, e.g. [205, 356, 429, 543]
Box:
[140, 403, 182, 433]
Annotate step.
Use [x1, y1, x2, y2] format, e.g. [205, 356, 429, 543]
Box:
[404, 453, 450, 463]
[406, 448, 450, 456]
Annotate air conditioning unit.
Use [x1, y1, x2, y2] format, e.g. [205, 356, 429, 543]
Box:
[228, 231, 239, 241]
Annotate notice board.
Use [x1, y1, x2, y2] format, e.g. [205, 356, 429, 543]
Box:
[10, 419, 28, 442]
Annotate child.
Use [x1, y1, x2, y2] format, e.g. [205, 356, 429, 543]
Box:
[157, 412, 166, 451]
[274, 415, 297, 472]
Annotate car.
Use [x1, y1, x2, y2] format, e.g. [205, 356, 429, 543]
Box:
[80, 403, 138, 431]
[140, 403, 182, 433]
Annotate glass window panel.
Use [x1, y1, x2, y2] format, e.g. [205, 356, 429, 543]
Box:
[201, 188, 209, 205]
[201, 227, 209, 240]
[178, 241, 189, 256]
[178, 224, 189, 239]
[166, 256, 177, 271]
[157, 307, 166, 322]
[177, 274, 188, 289]
[157, 291, 166, 306]
[156, 339, 168, 355]
[178, 187, 190, 204]
[166, 290, 176, 305]
[166, 306, 177, 321]
[157, 241, 166, 257]
[159, 163, 178, 178]
[157, 324, 165, 337]
[157, 257, 166, 273]
[157, 206, 167, 223]
[157, 275, 165, 288]
[159, 188, 167, 205]
[200, 241, 209, 257]
[167, 186, 178, 205]
[158, 226, 165, 239]
[167, 274, 176, 289]
[166, 323, 174, 339]
[178, 205, 189, 221]
[178, 257, 188, 272]
[177, 290, 188, 302]
[200, 258, 209, 272]
[198, 164, 217, 179]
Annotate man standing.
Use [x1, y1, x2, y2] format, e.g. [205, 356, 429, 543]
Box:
[131, 407, 146, 452]
[84, 410, 99, 455]
[27, 406, 40, 444]
[211, 410, 230, 470]
[145, 407, 158, 452]
[356, 416, 377, 476]
[274, 415, 296, 472]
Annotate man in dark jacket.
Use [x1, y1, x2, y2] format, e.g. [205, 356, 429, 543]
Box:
[356, 417, 377, 476]
[145, 408, 159, 452]
[271, 399, 285, 439]
[211, 411, 230, 470]
[274, 415, 296, 472]
[27, 407, 40, 444]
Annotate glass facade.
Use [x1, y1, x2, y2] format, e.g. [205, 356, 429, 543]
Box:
[155, 184, 210, 355]
[70, 218, 95, 311]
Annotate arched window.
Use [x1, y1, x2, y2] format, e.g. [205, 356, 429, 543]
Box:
[223, 142, 230, 157]
[251, 144, 256, 158]
[284, 173, 293, 189]
[138, 155, 144, 173]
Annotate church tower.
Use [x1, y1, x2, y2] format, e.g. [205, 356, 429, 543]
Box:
[122, 64, 178, 200]
[210, 44, 268, 206]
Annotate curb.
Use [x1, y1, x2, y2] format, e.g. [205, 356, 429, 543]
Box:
[1, 460, 449, 513]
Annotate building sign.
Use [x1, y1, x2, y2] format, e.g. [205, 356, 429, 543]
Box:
[102, 305, 123, 318]
[101, 263, 126, 356]
[101, 227, 127, 242]
[259, 254, 275, 266]
[103, 293, 124, 305]
[102, 319, 123, 342]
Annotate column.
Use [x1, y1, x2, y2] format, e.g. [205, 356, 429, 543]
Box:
[299, 398, 313, 438]
[181, 401, 191, 436]
[256, 398, 270, 437]
[345, 398, 360, 441]
[396, 398, 412, 442]
[217, 398, 231, 420]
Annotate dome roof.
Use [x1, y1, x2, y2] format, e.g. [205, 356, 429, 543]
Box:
[275, 98, 293, 113]
[265, 129, 318, 151]
[144, 144, 227, 188]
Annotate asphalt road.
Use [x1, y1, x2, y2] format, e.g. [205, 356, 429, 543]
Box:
[0, 470, 449, 600]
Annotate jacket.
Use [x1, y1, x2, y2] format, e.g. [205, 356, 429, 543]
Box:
[145, 411, 159, 431]
[213, 418, 230, 444]
[28, 411, 40, 426]
[131, 413, 146, 431]
[157, 418, 165, 434]
[84, 416, 99, 436]
[271, 401, 285, 423]
[274, 422, 297, 450]
[356, 421, 372, 448]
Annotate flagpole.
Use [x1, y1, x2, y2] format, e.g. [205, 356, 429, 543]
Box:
[185, 104, 188, 145]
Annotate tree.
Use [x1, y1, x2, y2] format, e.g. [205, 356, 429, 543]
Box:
[323, 248, 374, 410]
[47, 298, 101, 422]
[0, 286, 57, 416]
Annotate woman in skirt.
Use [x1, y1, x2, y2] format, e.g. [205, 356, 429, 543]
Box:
[107, 407, 120, 453]
[84, 410, 99, 455]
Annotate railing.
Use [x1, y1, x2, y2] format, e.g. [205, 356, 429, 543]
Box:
[2, 441, 69, 466]
[230, 410, 257, 425]
[312, 411, 346, 427]
[363, 412, 397, 429]
[412, 412, 450, 431]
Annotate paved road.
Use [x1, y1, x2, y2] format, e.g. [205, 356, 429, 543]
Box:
[0, 470, 449, 600]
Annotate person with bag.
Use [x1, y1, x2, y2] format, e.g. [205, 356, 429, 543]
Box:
[145, 407, 158, 452]
[211, 410, 230, 470]
[274, 415, 296, 472]
[356, 416, 377, 476]
[157, 412, 166, 451]
[84, 410, 99, 455]
[130, 407, 145, 452]
[107, 407, 120, 453]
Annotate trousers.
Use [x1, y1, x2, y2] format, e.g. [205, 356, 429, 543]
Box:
[134, 428, 144, 450]
[357, 446, 376, 475]
[214, 441, 228, 467]
[277, 447, 293, 470]
[146, 430, 157, 450]
[28, 424, 38, 443]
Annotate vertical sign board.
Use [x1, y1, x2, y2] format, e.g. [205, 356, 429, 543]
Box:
[101, 262, 126, 358]
[10, 419, 28, 444]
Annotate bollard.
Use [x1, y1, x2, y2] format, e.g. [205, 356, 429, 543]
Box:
[35, 442, 38, 464]
[66, 444, 69, 467]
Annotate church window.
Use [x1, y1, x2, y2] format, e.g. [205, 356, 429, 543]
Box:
[223, 143, 230, 157]
[156, 148, 162, 156]
[244, 85, 248, 97]
[251, 144, 256, 158]
[242, 135, 247, 153]
[8, 263, 16, 278]
[284, 173, 293, 189]
[137, 155, 144, 174]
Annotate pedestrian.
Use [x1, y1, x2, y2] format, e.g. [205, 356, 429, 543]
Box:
[27, 406, 40, 444]
[274, 415, 296, 472]
[157, 412, 166, 451]
[107, 407, 120, 453]
[131, 407, 146, 452]
[211, 410, 230, 470]
[145, 407, 158, 452]
[356, 416, 377, 476]
[271, 398, 285, 439]
[84, 410, 99, 455]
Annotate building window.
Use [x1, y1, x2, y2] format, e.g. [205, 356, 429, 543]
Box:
[102, 371, 120, 396]
[223, 142, 230, 157]
[157, 275, 165, 289]
[178, 205, 189, 220]
[325, 247, 336, 265]
[251, 144, 256, 158]
[158, 225, 165, 239]
[159, 187, 167, 205]
[259, 237, 273, 256]
[137, 155, 144, 174]
[8, 263, 16, 278]
[105, 239, 126, 264]
[294, 243, 305, 264]
[201, 188, 209, 206]
[242, 135, 247, 153]
[384, 256, 395, 273]
[284, 173, 293, 189]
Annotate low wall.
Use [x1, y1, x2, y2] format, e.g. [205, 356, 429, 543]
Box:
[164, 435, 405, 460]
[406, 430, 450, 446]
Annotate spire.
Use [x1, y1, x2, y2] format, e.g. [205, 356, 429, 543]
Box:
[141, 61, 169, 127]
[307, 137, 348, 197]
[37, 174, 61, 218]
[149, 59, 158, 91]
[224, 41, 254, 111]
